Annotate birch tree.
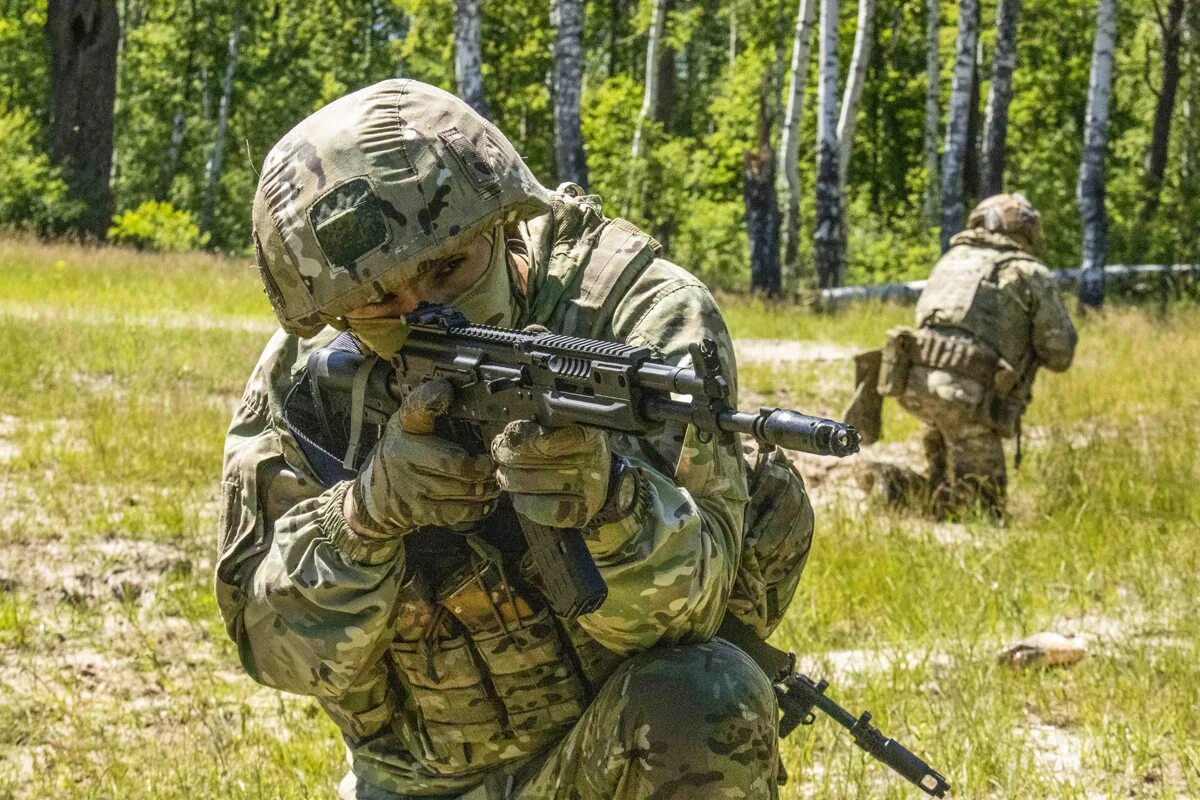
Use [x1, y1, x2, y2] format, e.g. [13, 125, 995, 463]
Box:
[836, 0, 875, 191]
[813, 0, 843, 288]
[1077, 0, 1117, 308]
[981, 0, 1021, 196]
[777, 0, 817, 283]
[1140, 0, 1185, 222]
[923, 0, 940, 226]
[46, 0, 120, 239]
[454, 0, 489, 117]
[940, 0, 980, 251]
[552, 0, 589, 189]
[631, 0, 667, 160]
[201, 2, 241, 236]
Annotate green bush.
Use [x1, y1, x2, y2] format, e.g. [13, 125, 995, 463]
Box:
[0, 107, 84, 234]
[108, 200, 209, 252]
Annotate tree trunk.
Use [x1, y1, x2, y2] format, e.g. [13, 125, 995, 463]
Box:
[552, 0, 589, 189]
[923, 0, 941, 226]
[1140, 0, 1185, 222]
[653, 0, 676, 130]
[940, 0, 980, 251]
[454, 0, 489, 117]
[1077, 0, 1117, 308]
[963, 30, 983, 202]
[747, 81, 782, 296]
[836, 0, 875, 191]
[608, 0, 623, 78]
[201, 2, 241, 237]
[981, 0, 1021, 196]
[814, 0, 844, 288]
[777, 0, 818, 285]
[46, 0, 120, 239]
[632, 0, 667, 159]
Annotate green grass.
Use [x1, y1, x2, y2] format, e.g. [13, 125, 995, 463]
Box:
[0, 238, 1197, 798]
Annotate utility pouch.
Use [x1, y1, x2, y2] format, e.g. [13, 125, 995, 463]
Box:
[727, 448, 816, 638]
[877, 327, 915, 397]
[992, 358, 1018, 396]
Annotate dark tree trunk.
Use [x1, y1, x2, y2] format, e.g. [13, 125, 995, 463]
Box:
[923, 0, 941, 226]
[46, 0, 120, 239]
[963, 34, 983, 202]
[940, 0, 980, 251]
[1141, 0, 1185, 222]
[981, 0, 1021, 196]
[1077, 0, 1117, 308]
[608, 0, 623, 78]
[652, 0, 676, 130]
[746, 82, 782, 296]
[455, 0, 489, 117]
[552, 0, 589, 189]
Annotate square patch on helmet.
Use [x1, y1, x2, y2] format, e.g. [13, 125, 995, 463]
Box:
[309, 177, 391, 270]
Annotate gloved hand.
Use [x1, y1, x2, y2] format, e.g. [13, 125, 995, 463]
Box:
[346, 378, 499, 537]
[491, 420, 611, 529]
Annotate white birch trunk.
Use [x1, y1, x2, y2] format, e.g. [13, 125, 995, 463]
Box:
[552, 0, 589, 189]
[1077, 0, 1117, 307]
[981, 0, 1021, 196]
[836, 0, 875, 191]
[455, 0, 489, 117]
[814, 0, 843, 288]
[631, 0, 667, 160]
[940, 0, 980, 251]
[777, 0, 818, 284]
[923, 0, 941, 225]
[201, 3, 241, 236]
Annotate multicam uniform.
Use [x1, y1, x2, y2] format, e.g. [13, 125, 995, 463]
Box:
[897, 223, 1077, 514]
[217, 183, 779, 798]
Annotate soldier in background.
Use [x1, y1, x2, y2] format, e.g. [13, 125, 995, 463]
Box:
[848, 194, 1077, 519]
[215, 80, 787, 800]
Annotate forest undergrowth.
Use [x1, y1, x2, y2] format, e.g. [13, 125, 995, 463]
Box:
[0, 240, 1196, 799]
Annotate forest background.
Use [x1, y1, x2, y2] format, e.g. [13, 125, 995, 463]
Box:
[1, 0, 1196, 293]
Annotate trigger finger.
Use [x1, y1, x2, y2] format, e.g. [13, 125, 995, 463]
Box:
[399, 378, 455, 435]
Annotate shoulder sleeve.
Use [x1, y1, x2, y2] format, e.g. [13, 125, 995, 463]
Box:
[574, 261, 748, 654]
[215, 331, 407, 697]
[1015, 261, 1078, 372]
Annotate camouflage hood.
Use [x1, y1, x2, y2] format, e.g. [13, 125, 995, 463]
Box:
[252, 79, 553, 337]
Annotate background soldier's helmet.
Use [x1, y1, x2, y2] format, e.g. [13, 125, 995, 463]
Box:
[252, 79, 553, 337]
[966, 193, 1045, 254]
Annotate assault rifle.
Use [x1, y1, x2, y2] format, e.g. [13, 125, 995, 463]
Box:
[317, 303, 860, 620]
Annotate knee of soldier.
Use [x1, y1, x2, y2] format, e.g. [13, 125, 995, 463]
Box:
[614, 638, 778, 759]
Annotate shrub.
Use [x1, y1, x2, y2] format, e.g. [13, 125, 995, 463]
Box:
[0, 107, 84, 234]
[108, 200, 209, 252]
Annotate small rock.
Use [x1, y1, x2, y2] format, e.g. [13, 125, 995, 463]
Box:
[998, 631, 1088, 668]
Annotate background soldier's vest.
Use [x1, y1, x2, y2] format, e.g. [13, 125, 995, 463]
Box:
[916, 241, 1037, 368]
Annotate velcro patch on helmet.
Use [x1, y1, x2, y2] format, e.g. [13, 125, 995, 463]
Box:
[439, 128, 500, 199]
[309, 177, 391, 270]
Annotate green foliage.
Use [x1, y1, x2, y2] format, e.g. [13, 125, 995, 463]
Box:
[108, 201, 210, 252]
[0, 108, 84, 234]
[0, 0, 1192, 283]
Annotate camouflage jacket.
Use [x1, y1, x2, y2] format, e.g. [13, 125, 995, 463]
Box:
[215, 194, 749, 795]
[916, 229, 1077, 373]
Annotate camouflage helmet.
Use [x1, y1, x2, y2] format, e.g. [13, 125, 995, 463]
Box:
[967, 193, 1044, 254]
[252, 79, 553, 337]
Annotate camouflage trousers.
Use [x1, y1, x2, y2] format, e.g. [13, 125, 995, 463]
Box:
[899, 366, 1007, 518]
[339, 638, 780, 800]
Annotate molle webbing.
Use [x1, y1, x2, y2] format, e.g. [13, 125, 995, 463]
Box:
[560, 218, 662, 339]
[910, 329, 998, 386]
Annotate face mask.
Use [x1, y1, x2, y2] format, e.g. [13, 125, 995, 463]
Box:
[343, 315, 409, 360]
[449, 228, 517, 328]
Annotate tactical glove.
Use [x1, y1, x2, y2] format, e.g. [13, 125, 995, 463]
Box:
[491, 420, 611, 529]
[347, 378, 499, 537]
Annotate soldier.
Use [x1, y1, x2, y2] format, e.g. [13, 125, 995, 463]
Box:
[858, 193, 1077, 519]
[216, 80, 781, 799]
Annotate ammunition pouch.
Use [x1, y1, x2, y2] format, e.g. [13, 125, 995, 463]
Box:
[877, 327, 915, 397]
[909, 328, 999, 386]
[727, 448, 815, 639]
